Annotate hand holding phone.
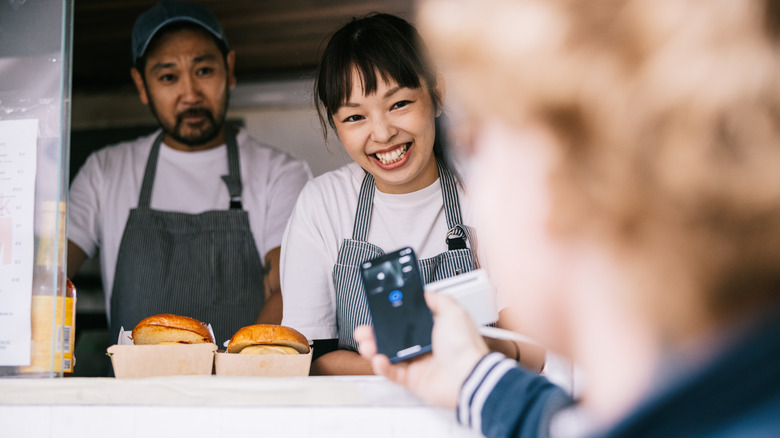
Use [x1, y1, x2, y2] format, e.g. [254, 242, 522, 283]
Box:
[360, 247, 433, 363]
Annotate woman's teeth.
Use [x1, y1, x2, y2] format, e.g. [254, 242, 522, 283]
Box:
[375, 143, 409, 165]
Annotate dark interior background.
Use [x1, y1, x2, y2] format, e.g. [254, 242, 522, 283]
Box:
[73, 0, 416, 93]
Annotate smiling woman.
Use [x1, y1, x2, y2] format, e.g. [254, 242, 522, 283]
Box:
[277, 13, 540, 376]
[314, 13, 443, 195]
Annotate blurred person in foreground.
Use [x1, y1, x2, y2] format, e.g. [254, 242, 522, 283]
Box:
[355, 0, 780, 436]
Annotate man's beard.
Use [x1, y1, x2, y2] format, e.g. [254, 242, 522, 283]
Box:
[147, 88, 230, 148]
[169, 107, 221, 147]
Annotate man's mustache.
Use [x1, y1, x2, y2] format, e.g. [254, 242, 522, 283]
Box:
[177, 108, 214, 122]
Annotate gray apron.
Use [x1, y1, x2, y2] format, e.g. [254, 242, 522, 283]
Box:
[110, 129, 265, 345]
[332, 161, 477, 350]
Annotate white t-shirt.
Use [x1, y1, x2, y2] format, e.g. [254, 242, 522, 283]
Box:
[280, 162, 477, 341]
[68, 128, 312, 315]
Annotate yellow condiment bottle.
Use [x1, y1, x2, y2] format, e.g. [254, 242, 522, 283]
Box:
[19, 201, 74, 376]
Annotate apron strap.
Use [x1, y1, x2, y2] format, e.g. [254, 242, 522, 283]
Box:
[351, 160, 472, 246]
[436, 161, 472, 250]
[350, 171, 376, 241]
[137, 129, 243, 209]
[137, 132, 165, 208]
[220, 126, 244, 210]
[438, 160, 464, 233]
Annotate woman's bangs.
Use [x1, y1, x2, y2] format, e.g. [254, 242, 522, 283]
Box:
[328, 47, 424, 114]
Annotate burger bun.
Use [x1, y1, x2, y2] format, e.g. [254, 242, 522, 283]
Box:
[132, 314, 215, 345]
[227, 324, 310, 354]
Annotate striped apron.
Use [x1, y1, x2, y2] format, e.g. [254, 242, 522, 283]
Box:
[109, 129, 265, 345]
[332, 161, 477, 350]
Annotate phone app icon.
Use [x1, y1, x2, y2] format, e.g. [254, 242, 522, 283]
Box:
[388, 289, 403, 307]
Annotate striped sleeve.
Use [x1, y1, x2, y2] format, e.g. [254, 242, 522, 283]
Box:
[458, 353, 515, 429]
[457, 353, 574, 438]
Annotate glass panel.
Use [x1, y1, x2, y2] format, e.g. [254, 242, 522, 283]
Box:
[0, 0, 73, 377]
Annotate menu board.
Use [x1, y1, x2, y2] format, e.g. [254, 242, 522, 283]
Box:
[0, 119, 38, 366]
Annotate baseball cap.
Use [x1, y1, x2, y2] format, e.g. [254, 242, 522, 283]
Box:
[131, 1, 228, 64]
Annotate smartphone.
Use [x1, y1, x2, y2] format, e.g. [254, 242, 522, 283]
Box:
[360, 247, 433, 363]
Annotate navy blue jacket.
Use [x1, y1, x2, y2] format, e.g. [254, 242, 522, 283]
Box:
[461, 315, 780, 437]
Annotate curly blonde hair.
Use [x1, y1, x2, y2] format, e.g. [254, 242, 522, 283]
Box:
[419, 0, 780, 325]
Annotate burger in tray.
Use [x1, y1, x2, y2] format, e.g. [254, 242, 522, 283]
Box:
[108, 313, 217, 378]
[216, 324, 312, 376]
[226, 324, 310, 355]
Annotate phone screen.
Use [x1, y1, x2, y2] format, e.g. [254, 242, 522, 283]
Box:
[360, 247, 433, 363]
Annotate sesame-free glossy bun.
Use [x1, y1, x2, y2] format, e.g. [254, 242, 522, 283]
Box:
[227, 324, 310, 354]
[131, 314, 215, 345]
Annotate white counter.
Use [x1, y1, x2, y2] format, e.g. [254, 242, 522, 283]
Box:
[0, 376, 481, 438]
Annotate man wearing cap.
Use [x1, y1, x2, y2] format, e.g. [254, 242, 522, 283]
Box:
[67, 1, 311, 345]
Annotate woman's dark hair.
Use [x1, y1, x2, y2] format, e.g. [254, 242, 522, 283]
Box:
[314, 13, 447, 160]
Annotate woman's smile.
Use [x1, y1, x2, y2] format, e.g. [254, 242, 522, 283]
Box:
[371, 142, 411, 168]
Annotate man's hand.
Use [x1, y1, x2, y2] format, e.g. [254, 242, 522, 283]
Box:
[67, 240, 87, 279]
[354, 292, 489, 409]
[256, 246, 282, 324]
[262, 246, 282, 301]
